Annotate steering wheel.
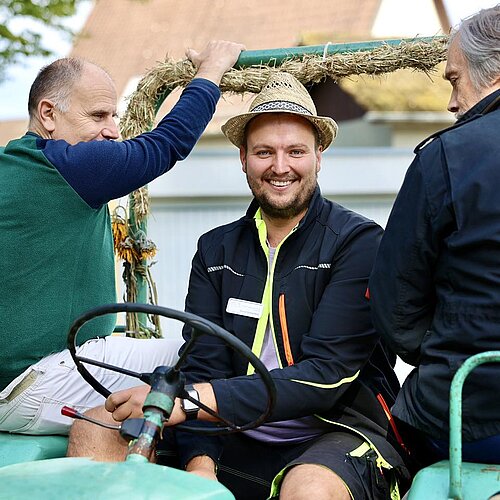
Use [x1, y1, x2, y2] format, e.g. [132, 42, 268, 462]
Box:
[67, 302, 276, 435]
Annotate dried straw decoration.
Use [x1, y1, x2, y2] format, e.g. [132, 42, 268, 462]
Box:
[120, 37, 447, 139]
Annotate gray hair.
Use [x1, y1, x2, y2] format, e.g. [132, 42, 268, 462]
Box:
[28, 58, 87, 120]
[449, 4, 500, 91]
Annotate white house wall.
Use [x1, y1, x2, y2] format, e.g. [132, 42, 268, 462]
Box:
[371, 0, 443, 38]
[148, 147, 411, 199]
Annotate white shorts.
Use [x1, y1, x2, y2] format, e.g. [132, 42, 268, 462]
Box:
[0, 336, 182, 435]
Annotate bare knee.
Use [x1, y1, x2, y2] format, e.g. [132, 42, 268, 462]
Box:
[280, 464, 351, 500]
[67, 405, 127, 461]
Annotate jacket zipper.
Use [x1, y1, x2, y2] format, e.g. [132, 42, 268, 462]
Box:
[278, 293, 294, 366]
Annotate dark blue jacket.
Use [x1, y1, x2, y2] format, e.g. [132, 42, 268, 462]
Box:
[175, 188, 408, 478]
[370, 90, 500, 441]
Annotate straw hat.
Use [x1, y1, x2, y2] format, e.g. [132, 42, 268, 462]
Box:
[222, 72, 338, 150]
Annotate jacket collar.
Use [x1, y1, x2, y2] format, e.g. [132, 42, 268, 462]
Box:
[414, 89, 500, 152]
[457, 88, 500, 122]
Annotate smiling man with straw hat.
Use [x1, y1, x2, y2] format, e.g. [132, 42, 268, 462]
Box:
[107, 72, 411, 499]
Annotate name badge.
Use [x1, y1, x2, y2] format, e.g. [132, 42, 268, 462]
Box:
[226, 298, 263, 319]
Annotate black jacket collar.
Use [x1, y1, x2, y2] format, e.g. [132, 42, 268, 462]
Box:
[457, 88, 500, 122]
[415, 89, 500, 152]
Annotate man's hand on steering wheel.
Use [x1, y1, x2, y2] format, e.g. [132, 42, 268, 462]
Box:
[105, 382, 219, 426]
[68, 303, 276, 435]
[105, 385, 150, 422]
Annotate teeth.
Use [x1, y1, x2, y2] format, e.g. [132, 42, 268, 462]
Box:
[269, 180, 292, 187]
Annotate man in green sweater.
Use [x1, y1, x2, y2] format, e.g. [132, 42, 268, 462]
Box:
[0, 40, 244, 454]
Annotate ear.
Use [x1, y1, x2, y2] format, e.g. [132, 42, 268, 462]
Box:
[38, 99, 57, 133]
[239, 146, 247, 173]
[315, 145, 323, 174]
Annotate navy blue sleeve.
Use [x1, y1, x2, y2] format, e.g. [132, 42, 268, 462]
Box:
[369, 145, 449, 365]
[41, 78, 220, 208]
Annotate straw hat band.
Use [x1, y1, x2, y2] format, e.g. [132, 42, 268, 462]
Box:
[221, 72, 338, 150]
[251, 101, 313, 115]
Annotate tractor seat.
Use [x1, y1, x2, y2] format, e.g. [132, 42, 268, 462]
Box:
[408, 459, 500, 499]
[0, 432, 68, 468]
[407, 352, 500, 499]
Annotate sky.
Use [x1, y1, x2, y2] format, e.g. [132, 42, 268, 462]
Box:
[0, 0, 497, 120]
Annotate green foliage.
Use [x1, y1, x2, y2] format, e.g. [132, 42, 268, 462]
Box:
[0, 0, 79, 81]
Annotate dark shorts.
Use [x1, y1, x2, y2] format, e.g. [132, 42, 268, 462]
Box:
[157, 430, 398, 500]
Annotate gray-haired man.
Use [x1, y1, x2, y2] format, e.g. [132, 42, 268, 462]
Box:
[370, 5, 500, 468]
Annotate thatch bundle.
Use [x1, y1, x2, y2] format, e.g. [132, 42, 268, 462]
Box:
[120, 37, 447, 140]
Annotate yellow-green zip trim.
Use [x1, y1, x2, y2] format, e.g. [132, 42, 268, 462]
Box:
[314, 417, 393, 472]
[247, 211, 270, 375]
[290, 370, 360, 389]
[246, 209, 297, 375]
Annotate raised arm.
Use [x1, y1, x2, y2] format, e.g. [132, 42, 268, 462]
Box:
[43, 40, 245, 208]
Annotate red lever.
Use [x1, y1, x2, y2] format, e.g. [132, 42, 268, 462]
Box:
[61, 406, 79, 418]
[61, 405, 121, 431]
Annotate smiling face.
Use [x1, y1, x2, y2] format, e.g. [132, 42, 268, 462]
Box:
[44, 62, 119, 144]
[445, 35, 498, 119]
[240, 113, 322, 222]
